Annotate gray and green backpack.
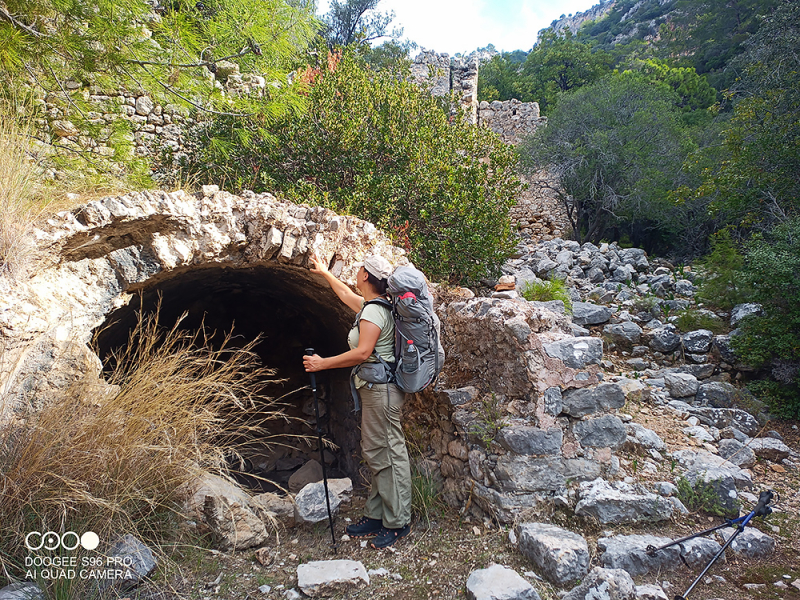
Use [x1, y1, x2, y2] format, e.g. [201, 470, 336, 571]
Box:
[352, 265, 445, 401]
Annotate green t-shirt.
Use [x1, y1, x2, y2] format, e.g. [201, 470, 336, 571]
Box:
[348, 300, 395, 387]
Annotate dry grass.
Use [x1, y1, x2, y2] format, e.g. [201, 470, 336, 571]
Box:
[0, 307, 294, 587]
[0, 101, 46, 279]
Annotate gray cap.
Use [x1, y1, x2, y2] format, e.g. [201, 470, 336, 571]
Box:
[356, 254, 393, 280]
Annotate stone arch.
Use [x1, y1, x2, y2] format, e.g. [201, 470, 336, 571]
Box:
[1, 188, 408, 486]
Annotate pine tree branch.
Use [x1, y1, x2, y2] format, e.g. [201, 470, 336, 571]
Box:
[0, 5, 48, 39]
[127, 47, 253, 69]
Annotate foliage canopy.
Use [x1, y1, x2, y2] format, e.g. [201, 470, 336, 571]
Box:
[187, 52, 522, 284]
[520, 74, 694, 245]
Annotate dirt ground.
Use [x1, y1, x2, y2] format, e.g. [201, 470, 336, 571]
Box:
[132, 414, 800, 600]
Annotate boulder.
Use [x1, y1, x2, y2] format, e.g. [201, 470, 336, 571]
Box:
[102, 534, 158, 591]
[294, 480, 344, 524]
[498, 426, 562, 455]
[572, 302, 613, 326]
[517, 523, 590, 585]
[543, 337, 603, 369]
[288, 459, 323, 493]
[664, 372, 699, 398]
[635, 584, 669, 600]
[186, 472, 268, 550]
[573, 415, 627, 449]
[696, 382, 741, 408]
[297, 560, 369, 597]
[624, 423, 665, 452]
[563, 567, 636, 600]
[717, 439, 756, 469]
[649, 326, 681, 353]
[561, 383, 625, 417]
[603, 322, 643, 348]
[680, 537, 724, 569]
[575, 479, 673, 525]
[672, 450, 753, 489]
[748, 438, 792, 462]
[0, 583, 44, 600]
[730, 303, 763, 327]
[683, 468, 740, 518]
[598, 535, 681, 576]
[686, 407, 760, 436]
[465, 564, 541, 600]
[713, 334, 737, 363]
[719, 528, 775, 558]
[682, 330, 714, 353]
[251, 492, 295, 522]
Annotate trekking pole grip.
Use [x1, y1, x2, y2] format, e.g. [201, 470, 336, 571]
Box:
[304, 348, 317, 390]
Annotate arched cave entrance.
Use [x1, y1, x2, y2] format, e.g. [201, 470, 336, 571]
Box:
[93, 263, 364, 494]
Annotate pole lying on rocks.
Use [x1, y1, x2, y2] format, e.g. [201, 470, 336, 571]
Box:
[647, 490, 774, 600]
[304, 348, 337, 553]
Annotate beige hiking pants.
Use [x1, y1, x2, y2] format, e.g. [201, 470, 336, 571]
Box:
[358, 382, 412, 529]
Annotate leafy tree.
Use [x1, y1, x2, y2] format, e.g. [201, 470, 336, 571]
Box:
[689, 1, 800, 231]
[518, 30, 612, 113]
[520, 74, 694, 244]
[320, 0, 400, 48]
[187, 52, 523, 284]
[731, 217, 800, 416]
[477, 53, 523, 102]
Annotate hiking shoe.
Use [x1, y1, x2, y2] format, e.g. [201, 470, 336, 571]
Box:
[370, 524, 411, 549]
[345, 516, 383, 538]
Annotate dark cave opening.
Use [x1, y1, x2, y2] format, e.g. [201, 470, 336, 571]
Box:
[93, 263, 365, 494]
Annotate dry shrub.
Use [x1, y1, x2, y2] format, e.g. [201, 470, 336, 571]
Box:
[0, 101, 44, 279]
[0, 308, 292, 582]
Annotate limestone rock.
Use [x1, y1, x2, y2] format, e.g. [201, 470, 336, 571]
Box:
[717, 439, 756, 469]
[664, 372, 699, 398]
[685, 407, 760, 436]
[288, 459, 323, 493]
[0, 583, 44, 600]
[635, 584, 668, 600]
[748, 438, 791, 462]
[682, 329, 714, 353]
[561, 383, 625, 417]
[465, 564, 541, 600]
[598, 535, 681, 576]
[494, 455, 601, 495]
[680, 537, 724, 569]
[575, 479, 673, 525]
[186, 472, 268, 550]
[719, 528, 775, 558]
[563, 567, 636, 600]
[498, 426, 562, 455]
[296, 560, 369, 597]
[102, 534, 157, 590]
[624, 422, 665, 452]
[516, 523, 590, 585]
[603, 322, 643, 348]
[440, 386, 480, 406]
[294, 480, 348, 524]
[543, 337, 603, 369]
[696, 382, 742, 408]
[251, 492, 295, 522]
[573, 415, 627, 449]
[649, 325, 681, 353]
[672, 450, 753, 489]
[730, 303, 763, 327]
[572, 302, 612, 325]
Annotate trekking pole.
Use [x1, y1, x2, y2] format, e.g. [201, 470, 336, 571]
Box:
[673, 490, 773, 600]
[304, 348, 338, 553]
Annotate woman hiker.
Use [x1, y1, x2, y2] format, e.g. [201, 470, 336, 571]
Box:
[302, 252, 412, 549]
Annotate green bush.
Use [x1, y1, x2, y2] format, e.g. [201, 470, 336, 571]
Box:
[520, 278, 573, 314]
[674, 309, 725, 334]
[732, 217, 800, 415]
[187, 51, 522, 284]
[695, 228, 747, 309]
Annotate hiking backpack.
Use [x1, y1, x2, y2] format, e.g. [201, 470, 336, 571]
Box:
[356, 265, 445, 395]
